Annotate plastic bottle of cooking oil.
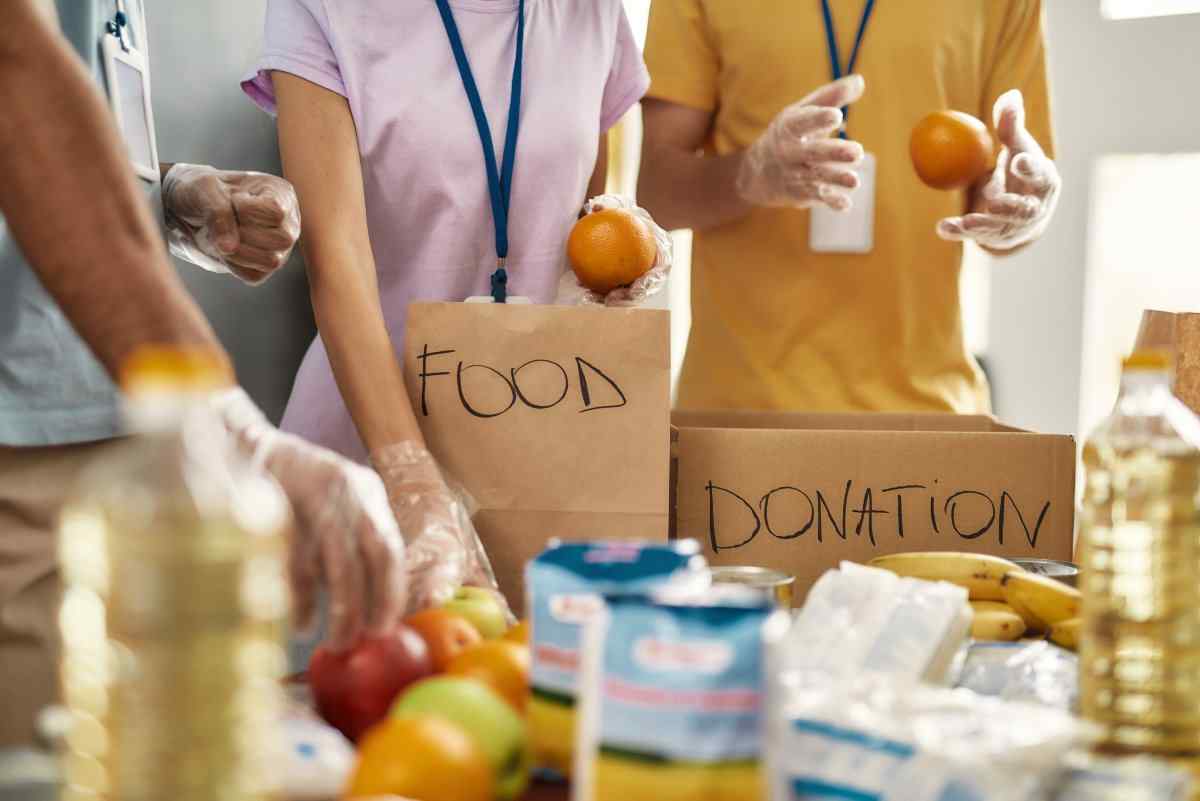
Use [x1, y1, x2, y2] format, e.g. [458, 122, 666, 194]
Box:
[56, 347, 291, 801]
[1079, 349, 1200, 784]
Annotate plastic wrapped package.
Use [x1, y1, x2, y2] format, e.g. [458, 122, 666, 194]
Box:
[274, 716, 355, 801]
[574, 586, 789, 801]
[765, 672, 1092, 801]
[956, 641, 1079, 712]
[526, 540, 709, 777]
[1050, 752, 1191, 801]
[778, 562, 973, 685]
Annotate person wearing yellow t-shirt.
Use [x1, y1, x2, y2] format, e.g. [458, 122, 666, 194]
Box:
[638, 0, 1060, 413]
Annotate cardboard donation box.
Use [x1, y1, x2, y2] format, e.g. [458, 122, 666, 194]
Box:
[1136, 309, 1200, 415]
[404, 302, 671, 607]
[672, 411, 1076, 602]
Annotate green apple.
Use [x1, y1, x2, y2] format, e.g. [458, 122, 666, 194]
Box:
[391, 676, 529, 800]
[442, 586, 507, 639]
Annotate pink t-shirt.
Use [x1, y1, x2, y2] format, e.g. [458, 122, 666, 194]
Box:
[243, 0, 649, 462]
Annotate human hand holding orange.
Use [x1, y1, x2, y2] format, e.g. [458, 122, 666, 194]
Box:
[560, 194, 673, 307]
[936, 90, 1060, 250]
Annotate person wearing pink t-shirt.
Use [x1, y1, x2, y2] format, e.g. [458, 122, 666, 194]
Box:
[243, 0, 652, 610]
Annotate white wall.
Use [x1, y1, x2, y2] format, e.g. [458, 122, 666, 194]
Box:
[987, 1, 1200, 435]
[148, 0, 314, 423]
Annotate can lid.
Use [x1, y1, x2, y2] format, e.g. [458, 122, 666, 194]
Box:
[1122, 348, 1172, 372]
[119, 345, 233, 397]
[709, 565, 793, 585]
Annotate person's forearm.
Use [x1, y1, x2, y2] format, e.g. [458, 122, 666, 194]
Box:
[637, 143, 753, 232]
[307, 248, 425, 453]
[274, 70, 423, 456]
[0, 2, 225, 379]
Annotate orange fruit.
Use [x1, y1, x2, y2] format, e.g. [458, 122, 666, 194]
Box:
[503, 619, 530, 645]
[445, 640, 531, 712]
[347, 716, 494, 801]
[909, 110, 995, 190]
[405, 609, 483, 671]
[567, 208, 657, 294]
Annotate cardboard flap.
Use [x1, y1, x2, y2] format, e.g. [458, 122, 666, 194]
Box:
[671, 410, 1008, 433]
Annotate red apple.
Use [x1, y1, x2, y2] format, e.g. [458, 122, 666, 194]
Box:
[308, 626, 433, 742]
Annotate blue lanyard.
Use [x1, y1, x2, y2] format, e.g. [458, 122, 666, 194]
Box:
[435, 0, 526, 303]
[818, 0, 875, 139]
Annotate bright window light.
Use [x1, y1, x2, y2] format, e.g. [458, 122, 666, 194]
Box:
[1078, 154, 1200, 437]
[1102, 0, 1200, 20]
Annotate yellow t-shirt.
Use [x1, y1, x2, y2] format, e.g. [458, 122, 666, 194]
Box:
[645, 0, 1054, 413]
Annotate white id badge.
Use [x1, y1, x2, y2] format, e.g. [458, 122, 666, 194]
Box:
[810, 152, 876, 254]
[100, 4, 160, 182]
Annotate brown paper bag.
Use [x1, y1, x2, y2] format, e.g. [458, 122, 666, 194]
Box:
[404, 302, 671, 609]
[1135, 310, 1200, 415]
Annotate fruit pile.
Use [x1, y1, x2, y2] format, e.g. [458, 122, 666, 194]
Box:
[868, 552, 1082, 649]
[307, 588, 533, 801]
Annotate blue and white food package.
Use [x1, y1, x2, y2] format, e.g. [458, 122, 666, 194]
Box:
[274, 716, 355, 801]
[779, 562, 973, 684]
[956, 640, 1079, 712]
[573, 586, 789, 801]
[765, 672, 1091, 801]
[526, 539, 708, 776]
[1050, 752, 1191, 801]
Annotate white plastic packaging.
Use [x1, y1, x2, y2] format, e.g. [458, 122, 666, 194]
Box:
[1051, 752, 1191, 801]
[275, 716, 356, 801]
[766, 672, 1091, 801]
[956, 640, 1079, 712]
[779, 562, 973, 685]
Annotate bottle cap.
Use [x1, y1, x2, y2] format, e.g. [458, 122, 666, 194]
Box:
[1122, 349, 1172, 372]
[119, 345, 233, 397]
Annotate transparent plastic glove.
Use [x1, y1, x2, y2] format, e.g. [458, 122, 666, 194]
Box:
[735, 75, 867, 211]
[556, 194, 674, 307]
[210, 389, 407, 651]
[369, 442, 508, 617]
[937, 90, 1061, 250]
[162, 163, 301, 285]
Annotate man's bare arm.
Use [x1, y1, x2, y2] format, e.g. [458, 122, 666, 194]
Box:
[637, 99, 753, 232]
[0, 0, 227, 379]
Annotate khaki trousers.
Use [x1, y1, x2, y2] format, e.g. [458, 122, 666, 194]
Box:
[0, 440, 119, 748]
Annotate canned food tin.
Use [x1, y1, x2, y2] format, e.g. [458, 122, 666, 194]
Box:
[1011, 558, 1078, 588]
[709, 566, 795, 608]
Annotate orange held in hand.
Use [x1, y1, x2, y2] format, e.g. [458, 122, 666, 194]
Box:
[445, 640, 531, 713]
[910, 110, 995, 190]
[347, 716, 494, 801]
[567, 208, 657, 294]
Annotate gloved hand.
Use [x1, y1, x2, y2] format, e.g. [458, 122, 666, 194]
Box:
[162, 164, 301, 285]
[369, 442, 507, 616]
[736, 75, 867, 211]
[211, 389, 406, 650]
[937, 90, 1060, 250]
[556, 194, 674, 307]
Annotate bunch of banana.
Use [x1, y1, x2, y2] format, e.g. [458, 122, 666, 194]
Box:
[969, 600, 1026, 641]
[1002, 571, 1082, 649]
[867, 551, 1083, 650]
